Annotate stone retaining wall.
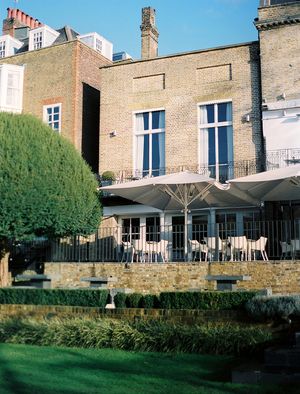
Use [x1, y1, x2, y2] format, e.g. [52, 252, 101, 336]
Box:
[0, 304, 248, 325]
[44, 261, 300, 294]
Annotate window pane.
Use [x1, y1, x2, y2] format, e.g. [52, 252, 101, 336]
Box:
[53, 106, 60, 113]
[152, 111, 165, 129]
[136, 112, 149, 131]
[218, 102, 232, 122]
[208, 127, 215, 165]
[47, 108, 52, 115]
[152, 133, 165, 176]
[143, 134, 149, 176]
[53, 114, 59, 121]
[206, 104, 214, 123]
[218, 126, 228, 164]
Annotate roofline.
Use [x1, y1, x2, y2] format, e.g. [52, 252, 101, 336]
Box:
[0, 38, 113, 64]
[101, 40, 259, 69]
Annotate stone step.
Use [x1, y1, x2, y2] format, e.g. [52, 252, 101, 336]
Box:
[264, 347, 300, 369]
[232, 365, 300, 384]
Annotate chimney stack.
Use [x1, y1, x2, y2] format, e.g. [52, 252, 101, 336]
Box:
[2, 8, 43, 37]
[140, 7, 159, 60]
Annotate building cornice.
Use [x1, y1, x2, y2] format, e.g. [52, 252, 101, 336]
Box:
[255, 14, 300, 30]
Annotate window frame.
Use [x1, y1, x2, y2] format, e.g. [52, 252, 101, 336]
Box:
[33, 31, 43, 50]
[43, 103, 62, 132]
[197, 99, 233, 182]
[0, 40, 6, 58]
[133, 107, 165, 178]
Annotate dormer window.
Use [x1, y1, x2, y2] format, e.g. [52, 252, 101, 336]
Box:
[29, 25, 59, 51]
[78, 32, 113, 61]
[95, 38, 102, 53]
[0, 35, 23, 58]
[33, 31, 43, 50]
[0, 41, 5, 58]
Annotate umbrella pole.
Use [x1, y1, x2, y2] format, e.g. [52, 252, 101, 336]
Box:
[184, 206, 188, 262]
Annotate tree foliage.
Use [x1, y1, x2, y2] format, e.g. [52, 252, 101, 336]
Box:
[0, 113, 101, 240]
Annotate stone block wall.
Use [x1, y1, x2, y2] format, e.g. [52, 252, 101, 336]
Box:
[44, 261, 300, 294]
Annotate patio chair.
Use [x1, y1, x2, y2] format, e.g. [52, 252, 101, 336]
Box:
[291, 239, 300, 259]
[280, 241, 292, 259]
[248, 236, 268, 261]
[121, 241, 135, 263]
[188, 239, 208, 262]
[228, 236, 248, 261]
[203, 237, 229, 261]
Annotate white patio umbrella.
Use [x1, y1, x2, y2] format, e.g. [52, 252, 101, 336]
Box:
[229, 164, 300, 202]
[101, 171, 257, 260]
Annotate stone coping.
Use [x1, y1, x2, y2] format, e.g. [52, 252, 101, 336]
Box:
[206, 275, 252, 281]
[80, 276, 118, 282]
[15, 274, 52, 281]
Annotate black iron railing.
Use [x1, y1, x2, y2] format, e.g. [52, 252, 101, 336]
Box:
[11, 220, 299, 264]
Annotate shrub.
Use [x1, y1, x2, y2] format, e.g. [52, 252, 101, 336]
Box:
[125, 293, 144, 308]
[113, 292, 127, 308]
[0, 288, 109, 308]
[159, 291, 258, 310]
[0, 317, 272, 355]
[101, 171, 116, 181]
[113, 291, 257, 310]
[245, 295, 300, 321]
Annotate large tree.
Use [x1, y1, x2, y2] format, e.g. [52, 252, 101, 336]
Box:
[0, 113, 101, 283]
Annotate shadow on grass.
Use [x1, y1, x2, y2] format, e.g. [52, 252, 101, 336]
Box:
[0, 344, 299, 394]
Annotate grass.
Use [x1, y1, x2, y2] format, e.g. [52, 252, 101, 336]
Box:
[0, 344, 299, 394]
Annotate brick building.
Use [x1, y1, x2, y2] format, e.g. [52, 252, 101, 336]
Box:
[0, 1, 299, 246]
[0, 7, 113, 172]
[99, 1, 300, 237]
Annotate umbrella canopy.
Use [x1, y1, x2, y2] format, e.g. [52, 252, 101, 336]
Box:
[229, 164, 300, 201]
[101, 171, 255, 210]
[101, 171, 257, 260]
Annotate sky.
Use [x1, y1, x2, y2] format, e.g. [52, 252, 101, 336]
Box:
[2, 0, 259, 59]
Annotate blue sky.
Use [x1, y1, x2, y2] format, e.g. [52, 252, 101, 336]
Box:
[2, 0, 259, 59]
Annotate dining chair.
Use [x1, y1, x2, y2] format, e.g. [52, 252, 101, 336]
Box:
[189, 239, 208, 262]
[203, 237, 228, 261]
[291, 239, 300, 259]
[121, 241, 135, 263]
[228, 236, 248, 261]
[248, 236, 268, 261]
[280, 241, 292, 259]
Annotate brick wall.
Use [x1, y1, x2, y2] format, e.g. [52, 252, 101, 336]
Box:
[99, 42, 262, 177]
[44, 261, 300, 294]
[258, 3, 300, 102]
[0, 40, 111, 155]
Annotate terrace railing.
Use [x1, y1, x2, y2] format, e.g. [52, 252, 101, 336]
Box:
[100, 148, 300, 187]
[26, 220, 300, 263]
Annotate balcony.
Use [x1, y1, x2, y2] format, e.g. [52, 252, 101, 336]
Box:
[99, 148, 300, 188]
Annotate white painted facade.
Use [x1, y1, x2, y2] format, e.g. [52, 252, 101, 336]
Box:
[0, 35, 23, 58]
[28, 25, 59, 51]
[78, 32, 113, 61]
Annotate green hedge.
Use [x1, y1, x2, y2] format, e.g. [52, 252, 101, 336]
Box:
[0, 317, 272, 355]
[0, 288, 109, 308]
[114, 291, 257, 310]
[245, 295, 300, 321]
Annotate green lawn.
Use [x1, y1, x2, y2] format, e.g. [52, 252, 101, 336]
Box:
[0, 344, 298, 394]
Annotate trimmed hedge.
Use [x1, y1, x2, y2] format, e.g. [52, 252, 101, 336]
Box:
[114, 291, 257, 310]
[0, 317, 272, 355]
[0, 288, 109, 308]
[245, 295, 300, 321]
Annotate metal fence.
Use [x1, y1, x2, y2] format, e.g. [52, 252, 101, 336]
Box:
[100, 148, 300, 186]
[12, 220, 298, 264]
